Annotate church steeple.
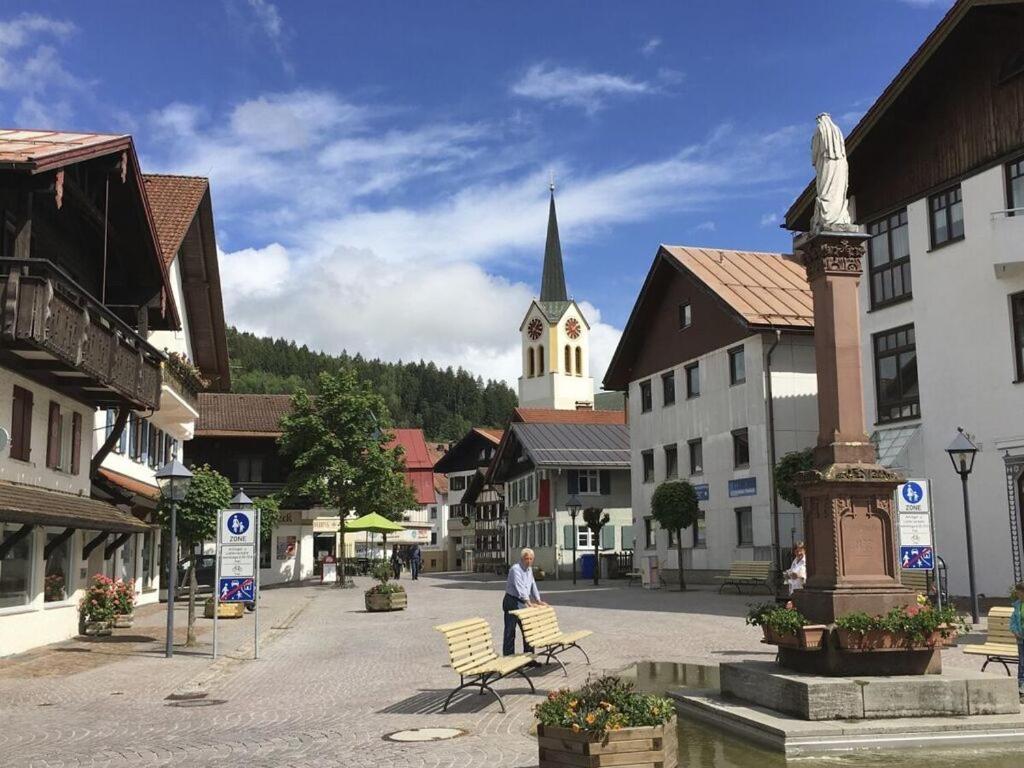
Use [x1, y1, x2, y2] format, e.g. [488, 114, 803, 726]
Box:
[540, 185, 568, 303]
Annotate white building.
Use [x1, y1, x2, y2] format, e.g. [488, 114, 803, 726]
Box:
[603, 246, 818, 583]
[784, 0, 1024, 597]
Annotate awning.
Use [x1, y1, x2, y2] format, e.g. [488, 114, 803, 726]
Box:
[0, 481, 153, 533]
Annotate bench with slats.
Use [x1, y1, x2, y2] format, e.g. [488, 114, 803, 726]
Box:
[963, 606, 1019, 676]
[434, 617, 535, 712]
[716, 561, 774, 594]
[510, 605, 592, 676]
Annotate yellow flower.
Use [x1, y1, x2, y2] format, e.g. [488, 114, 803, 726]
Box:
[585, 713, 597, 725]
[916, 594, 928, 607]
[571, 724, 580, 733]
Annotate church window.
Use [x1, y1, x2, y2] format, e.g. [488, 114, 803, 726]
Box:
[538, 345, 545, 374]
[565, 345, 572, 374]
[528, 348, 535, 378]
[575, 347, 582, 377]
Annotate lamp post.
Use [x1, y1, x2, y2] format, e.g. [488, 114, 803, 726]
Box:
[567, 493, 582, 585]
[946, 427, 980, 625]
[155, 459, 193, 659]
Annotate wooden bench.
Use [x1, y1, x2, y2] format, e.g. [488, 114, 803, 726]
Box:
[510, 605, 592, 676]
[434, 617, 535, 712]
[900, 569, 948, 604]
[963, 606, 1019, 676]
[716, 561, 774, 594]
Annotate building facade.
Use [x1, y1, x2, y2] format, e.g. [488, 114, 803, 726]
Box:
[785, 0, 1024, 597]
[604, 246, 817, 583]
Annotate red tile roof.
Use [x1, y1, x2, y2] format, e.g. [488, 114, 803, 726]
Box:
[514, 408, 626, 425]
[387, 428, 433, 469]
[143, 174, 209, 267]
[196, 393, 294, 436]
[660, 246, 813, 329]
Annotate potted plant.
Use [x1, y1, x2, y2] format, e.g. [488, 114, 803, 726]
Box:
[746, 602, 826, 650]
[44, 573, 66, 603]
[112, 579, 136, 628]
[535, 676, 678, 768]
[835, 599, 968, 651]
[79, 574, 116, 636]
[365, 562, 407, 612]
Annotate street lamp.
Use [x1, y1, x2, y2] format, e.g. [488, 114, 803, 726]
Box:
[946, 427, 980, 625]
[567, 493, 582, 585]
[155, 459, 193, 658]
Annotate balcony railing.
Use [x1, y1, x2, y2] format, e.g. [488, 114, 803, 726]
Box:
[0, 258, 163, 409]
[161, 359, 200, 412]
[989, 209, 1024, 278]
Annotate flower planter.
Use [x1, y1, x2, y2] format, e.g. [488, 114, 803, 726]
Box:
[537, 717, 678, 768]
[204, 599, 246, 619]
[836, 628, 943, 651]
[938, 624, 959, 647]
[84, 620, 113, 637]
[365, 590, 407, 612]
[113, 614, 134, 628]
[763, 625, 827, 650]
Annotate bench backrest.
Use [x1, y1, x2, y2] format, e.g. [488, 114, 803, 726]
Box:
[727, 561, 772, 578]
[986, 606, 1016, 646]
[512, 605, 563, 645]
[434, 617, 497, 674]
[900, 570, 930, 591]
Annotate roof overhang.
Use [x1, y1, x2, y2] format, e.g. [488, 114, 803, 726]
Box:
[0, 481, 153, 533]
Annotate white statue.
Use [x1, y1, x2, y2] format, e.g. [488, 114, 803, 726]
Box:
[810, 113, 852, 231]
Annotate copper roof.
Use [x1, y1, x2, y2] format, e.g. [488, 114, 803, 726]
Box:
[475, 428, 504, 444]
[514, 407, 626, 425]
[98, 468, 160, 501]
[661, 246, 813, 329]
[196, 393, 294, 436]
[143, 174, 209, 266]
[0, 481, 151, 533]
[0, 129, 131, 172]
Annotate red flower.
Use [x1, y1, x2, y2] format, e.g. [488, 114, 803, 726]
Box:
[906, 604, 921, 617]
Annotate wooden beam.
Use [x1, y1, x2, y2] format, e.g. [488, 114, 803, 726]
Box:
[0, 524, 34, 559]
[62, 175, 123, 246]
[104, 532, 132, 561]
[82, 530, 109, 560]
[44, 527, 75, 559]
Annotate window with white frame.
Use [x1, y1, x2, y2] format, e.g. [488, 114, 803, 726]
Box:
[577, 527, 596, 549]
[577, 469, 601, 495]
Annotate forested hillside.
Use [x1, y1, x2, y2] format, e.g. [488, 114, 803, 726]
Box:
[226, 327, 518, 440]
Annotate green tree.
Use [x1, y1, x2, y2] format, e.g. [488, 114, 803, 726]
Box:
[277, 370, 415, 587]
[253, 494, 282, 562]
[650, 481, 700, 591]
[582, 508, 610, 586]
[774, 448, 814, 508]
[156, 464, 232, 646]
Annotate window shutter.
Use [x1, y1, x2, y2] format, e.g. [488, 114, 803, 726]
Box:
[601, 525, 615, 549]
[71, 412, 82, 475]
[567, 470, 579, 495]
[599, 470, 611, 495]
[11, 386, 33, 461]
[563, 525, 574, 548]
[46, 401, 61, 469]
[621, 525, 635, 550]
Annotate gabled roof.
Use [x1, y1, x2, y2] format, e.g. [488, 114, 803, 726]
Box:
[475, 427, 504, 444]
[0, 129, 131, 172]
[387, 428, 433, 469]
[143, 174, 209, 267]
[660, 246, 813, 328]
[432, 426, 503, 474]
[513, 407, 625, 425]
[196, 393, 294, 437]
[490, 422, 630, 481]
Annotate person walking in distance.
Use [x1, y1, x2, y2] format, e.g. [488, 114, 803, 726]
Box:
[409, 543, 422, 580]
[390, 547, 403, 580]
[503, 548, 545, 656]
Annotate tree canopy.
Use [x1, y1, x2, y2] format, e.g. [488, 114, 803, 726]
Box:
[227, 327, 518, 441]
[774, 448, 814, 508]
[650, 480, 700, 591]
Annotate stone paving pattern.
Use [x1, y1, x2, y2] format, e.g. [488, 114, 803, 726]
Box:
[0, 574, 988, 767]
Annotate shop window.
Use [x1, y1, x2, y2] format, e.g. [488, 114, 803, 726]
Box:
[0, 523, 32, 609]
[44, 529, 72, 602]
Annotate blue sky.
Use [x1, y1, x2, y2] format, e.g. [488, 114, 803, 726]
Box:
[0, 0, 953, 387]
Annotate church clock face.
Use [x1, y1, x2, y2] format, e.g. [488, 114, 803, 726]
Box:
[565, 318, 581, 339]
[527, 318, 543, 340]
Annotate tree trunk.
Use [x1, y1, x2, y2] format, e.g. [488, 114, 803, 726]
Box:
[186, 557, 198, 646]
[337, 509, 347, 587]
[593, 534, 600, 586]
[676, 534, 687, 591]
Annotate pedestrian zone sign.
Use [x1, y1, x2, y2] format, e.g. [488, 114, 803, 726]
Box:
[897, 480, 930, 513]
[219, 577, 255, 602]
[223, 510, 255, 544]
[900, 545, 934, 570]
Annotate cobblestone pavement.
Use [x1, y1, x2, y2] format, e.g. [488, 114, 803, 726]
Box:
[0, 574, 988, 767]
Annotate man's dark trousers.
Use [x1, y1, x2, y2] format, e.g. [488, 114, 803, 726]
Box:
[502, 594, 534, 656]
[411, 559, 421, 580]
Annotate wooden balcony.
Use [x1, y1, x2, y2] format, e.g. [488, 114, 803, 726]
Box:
[0, 258, 162, 410]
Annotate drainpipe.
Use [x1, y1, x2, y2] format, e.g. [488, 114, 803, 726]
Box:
[763, 329, 783, 590]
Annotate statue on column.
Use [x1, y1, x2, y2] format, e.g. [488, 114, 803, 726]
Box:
[810, 113, 852, 232]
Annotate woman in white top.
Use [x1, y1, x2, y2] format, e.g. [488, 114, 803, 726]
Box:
[784, 542, 807, 595]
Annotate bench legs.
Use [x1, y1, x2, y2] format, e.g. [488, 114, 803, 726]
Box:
[569, 642, 591, 665]
[981, 657, 1013, 676]
[443, 668, 536, 713]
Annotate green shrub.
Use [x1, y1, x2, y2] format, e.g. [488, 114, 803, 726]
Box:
[534, 677, 675, 735]
[745, 602, 807, 635]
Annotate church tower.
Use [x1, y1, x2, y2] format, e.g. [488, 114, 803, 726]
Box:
[518, 185, 595, 409]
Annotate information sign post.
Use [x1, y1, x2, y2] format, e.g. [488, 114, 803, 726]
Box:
[896, 479, 941, 609]
[213, 502, 258, 660]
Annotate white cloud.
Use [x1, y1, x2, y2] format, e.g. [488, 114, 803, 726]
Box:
[760, 212, 779, 227]
[0, 14, 82, 122]
[641, 37, 662, 57]
[511, 63, 652, 114]
[244, 0, 291, 72]
[898, 0, 952, 7]
[695, 220, 716, 233]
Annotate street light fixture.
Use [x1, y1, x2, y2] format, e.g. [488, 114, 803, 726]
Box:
[567, 493, 582, 586]
[946, 427, 980, 625]
[155, 459, 193, 659]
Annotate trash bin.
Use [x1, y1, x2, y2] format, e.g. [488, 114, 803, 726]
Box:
[579, 554, 597, 580]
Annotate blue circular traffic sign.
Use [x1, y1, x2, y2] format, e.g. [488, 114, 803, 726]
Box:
[227, 512, 250, 535]
[901, 482, 923, 505]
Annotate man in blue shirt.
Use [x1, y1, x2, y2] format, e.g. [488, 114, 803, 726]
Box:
[503, 547, 546, 656]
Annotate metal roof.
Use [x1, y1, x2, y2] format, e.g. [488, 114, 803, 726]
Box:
[0, 129, 131, 172]
[512, 422, 630, 468]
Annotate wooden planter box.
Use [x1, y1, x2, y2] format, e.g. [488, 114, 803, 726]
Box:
[204, 600, 246, 619]
[538, 718, 677, 768]
[365, 589, 407, 612]
[113, 614, 134, 628]
[84, 620, 112, 636]
[763, 625, 827, 650]
[836, 628, 942, 651]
